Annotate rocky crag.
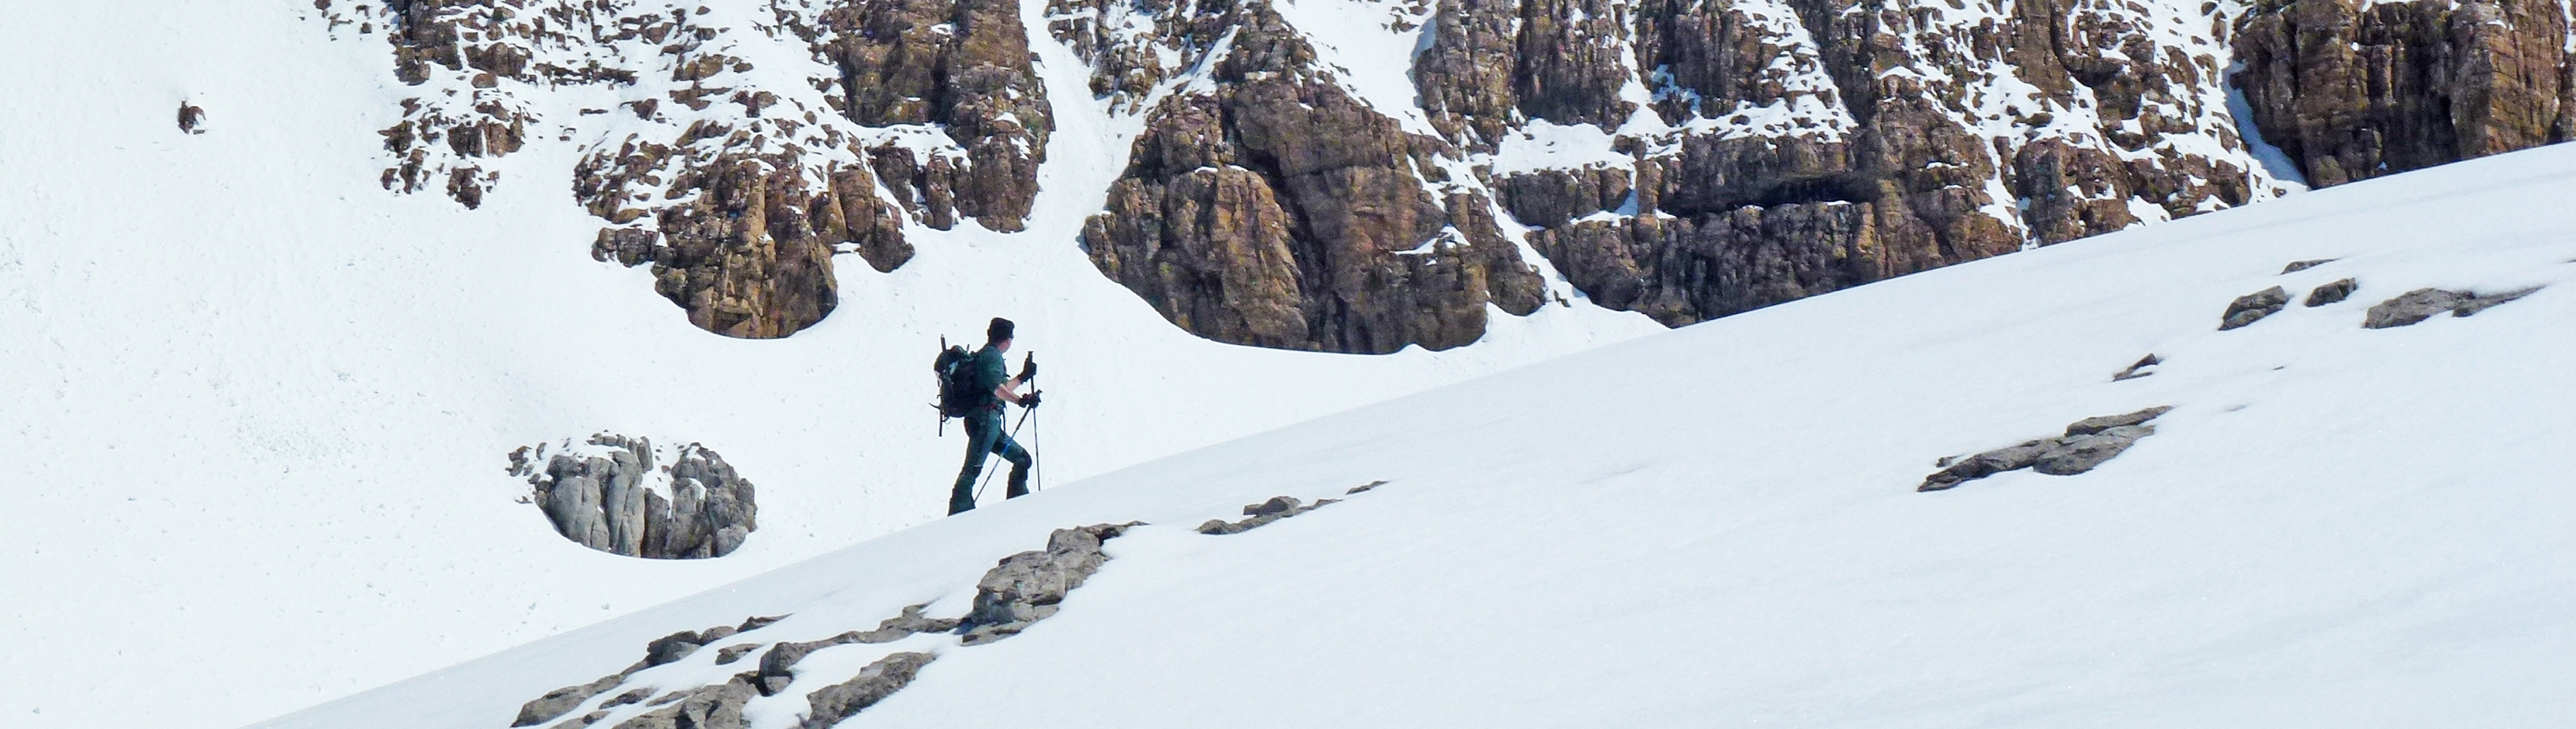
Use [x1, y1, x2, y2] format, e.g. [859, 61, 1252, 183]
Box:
[317, 0, 2575, 348]
[507, 434, 758, 559]
[325, 0, 1047, 338]
[2234, 0, 2576, 188]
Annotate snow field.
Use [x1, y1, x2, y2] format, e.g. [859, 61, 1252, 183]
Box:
[0, 2, 1658, 728]
[264, 140, 2575, 728]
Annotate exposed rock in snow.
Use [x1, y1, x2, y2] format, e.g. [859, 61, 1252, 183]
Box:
[2110, 353, 2161, 381]
[2220, 286, 2290, 329]
[2362, 286, 2545, 328]
[502, 524, 1142, 728]
[1197, 494, 1340, 535]
[176, 101, 204, 134]
[958, 522, 1138, 645]
[2306, 277, 2358, 307]
[754, 605, 959, 695]
[795, 651, 937, 729]
[507, 435, 757, 560]
[512, 672, 631, 728]
[602, 676, 757, 729]
[511, 617, 780, 727]
[1920, 406, 2172, 491]
[2282, 258, 2339, 274]
[2234, 0, 2575, 188]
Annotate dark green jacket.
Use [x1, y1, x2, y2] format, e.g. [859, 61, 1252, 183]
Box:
[968, 346, 1009, 412]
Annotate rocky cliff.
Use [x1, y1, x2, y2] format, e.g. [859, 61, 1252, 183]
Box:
[1061, 1, 1548, 352]
[2234, 0, 2575, 187]
[337, 0, 1047, 338]
[320, 0, 2573, 348]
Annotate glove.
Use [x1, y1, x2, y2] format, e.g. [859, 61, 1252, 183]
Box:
[1018, 354, 1037, 381]
[1020, 390, 1042, 409]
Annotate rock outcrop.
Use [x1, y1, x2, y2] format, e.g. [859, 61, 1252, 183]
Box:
[2221, 286, 2292, 329]
[512, 616, 779, 728]
[2361, 286, 2543, 327]
[507, 435, 756, 560]
[506, 522, 1145, 728]
[1070, 4, 1545, 352]
[795, 652, 938, 729]
[1415, 0, 2290, 327]
[818, 0, 1054, 232]
[335, 0, 1055, 340]
[323, 0, 2573, 352]
[2306, 277, 2359, 306]
[957, 522, 1138, 645]
[2234, 0, 2576, 187]
[1920, 406, 2172, 491]
[1197, 495, 1336, 535]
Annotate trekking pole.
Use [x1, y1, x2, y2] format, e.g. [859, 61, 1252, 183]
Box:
[1020, 402, 1030, 494]
[971, 407, 1036, 503]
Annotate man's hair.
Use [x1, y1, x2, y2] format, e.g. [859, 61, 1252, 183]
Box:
[987, 317, 1015, 344]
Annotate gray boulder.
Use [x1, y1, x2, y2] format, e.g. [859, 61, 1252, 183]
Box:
[2110, 354, 2160, 381]
[1920, 407, 2172, 491]
[2033, 425, 2155, 475]
[957, 523, 1136, 645]
[2219, 286, 2290, 330]
[1199, 495, 1343, 534]
[796, 652, 937, 729]
[508, 435, 757, 559]
[606, 676, 756, 729]
[2065, 406, 2173, 437]
[2305, 278, 2357, 306]
[513, 672, 629, 727]
[1918, 440, 2053, 491]
[2281, 259, 2338, 273]
[2363, 286, 2542, 328]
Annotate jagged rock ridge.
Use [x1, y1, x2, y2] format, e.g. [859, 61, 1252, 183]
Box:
[319, 0, 2576, 350]
[329, 0, 1052, 338]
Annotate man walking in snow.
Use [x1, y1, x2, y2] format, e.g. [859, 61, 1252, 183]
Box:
[949, 317, 1039, 515]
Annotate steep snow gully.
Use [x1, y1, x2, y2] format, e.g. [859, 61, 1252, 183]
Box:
[259, 141, 2575, 728]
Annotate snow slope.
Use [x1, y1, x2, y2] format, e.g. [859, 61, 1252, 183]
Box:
[0, 3, 1660, 728]
[256, 137, 2576, 728]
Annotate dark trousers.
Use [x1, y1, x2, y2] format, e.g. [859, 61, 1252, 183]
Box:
[949, 409, 1030, 514]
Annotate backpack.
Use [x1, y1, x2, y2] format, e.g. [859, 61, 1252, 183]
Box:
[932, 339, 984, 422]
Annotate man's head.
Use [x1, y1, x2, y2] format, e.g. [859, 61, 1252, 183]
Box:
[987, 317, 1015, 348]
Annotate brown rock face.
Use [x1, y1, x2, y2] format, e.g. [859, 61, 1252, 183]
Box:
[350, 0, 1059, 340]
[819, 0, 1054, 232]
[2234, 0, 2575, 186]
[1409, 0, 2288, 327]
[1077, 6, 1544, 353]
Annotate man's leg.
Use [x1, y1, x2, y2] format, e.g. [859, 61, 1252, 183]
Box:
[997, 433, 1032, 498]
[949, 416, 999, 514]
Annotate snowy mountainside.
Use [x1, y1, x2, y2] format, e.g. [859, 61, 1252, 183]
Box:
[0, 3, 1658, 728]
[313, 0, 2444, 354]
[257, 137, 2575, 729]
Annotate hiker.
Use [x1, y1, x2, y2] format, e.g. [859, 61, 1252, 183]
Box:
[948, 317, 1039, 514]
